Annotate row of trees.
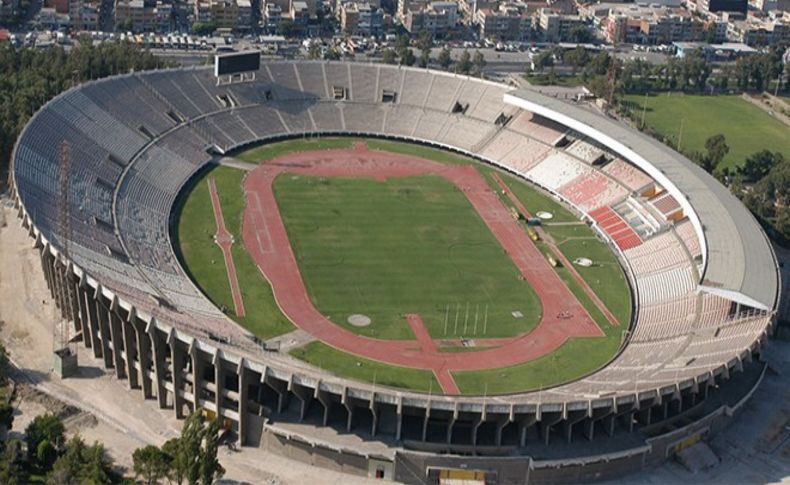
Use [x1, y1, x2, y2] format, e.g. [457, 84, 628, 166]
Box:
[529, 45, 790, 102]
[670, 133, 790, 242]
[0, 405, 224, 484]
[374, 34, 487, 76]
[0, 41, 169, 183]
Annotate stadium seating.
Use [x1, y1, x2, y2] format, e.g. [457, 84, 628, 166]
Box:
[603, 158, 653, 192]
[12, 61, 773, 413]
[526, 152, 592, 191]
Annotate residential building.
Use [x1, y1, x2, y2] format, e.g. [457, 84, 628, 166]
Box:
[115, 0, 157, 31]
[728, 14, 790, 45]
[340, 1, 384, 35]
[69, 0, 99, 30]
[476, 3, 532, 41]
[538, 9, 587, 42]
[402, 1, 457, 35]
[264, 2, 282, 30]
[291, 0, 310, 26]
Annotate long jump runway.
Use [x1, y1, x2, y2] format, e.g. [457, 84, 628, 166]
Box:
[242, 144, 603, 394]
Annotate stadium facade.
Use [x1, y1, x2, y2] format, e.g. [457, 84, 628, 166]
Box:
[10, 61, 779, 483]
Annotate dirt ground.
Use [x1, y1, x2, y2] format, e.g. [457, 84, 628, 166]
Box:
[0, 199, 377, 485]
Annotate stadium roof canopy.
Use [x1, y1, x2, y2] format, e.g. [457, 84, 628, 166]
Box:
[505, 89, 779, 312]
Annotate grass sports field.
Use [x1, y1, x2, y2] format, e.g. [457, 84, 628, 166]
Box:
[274, 174, 542, 340]
[623, 93, 790, 170]
[176, 137, 630, 394]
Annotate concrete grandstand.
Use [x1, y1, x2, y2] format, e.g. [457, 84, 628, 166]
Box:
[10, 61, 780, 483]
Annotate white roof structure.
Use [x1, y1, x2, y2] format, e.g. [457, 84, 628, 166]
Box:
[505, 89, 780, 311]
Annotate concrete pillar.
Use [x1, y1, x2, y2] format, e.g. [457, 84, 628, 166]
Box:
[238, 361, 249, 446]
[76, 284, 91, 348]
[66, 272, 80, 327]
[564, 411, 587, 443]
[96, 300, 114, 369]
[540, 413, 563, 446]
[519, 415, 538, 447]
[603, 413, 616, 436]
[369, 394, 378, 436]
[264, 374, 287, 413]
[315, 387, 332, 426]
[134, 319, 153, 399]
[213, 352, 223, 419]
[290, 383, 312, 422]
[108, 305, 126, 379]
[40, 248, 56, 299]
[52, 259, 66, 316]
[471, 416, 483, 447]
[421, 407, 431, 442]
[189, 345, 204, 408]
[395, 398, 404, 441]
[446, 405, 459, 444]
[121, 317, 139, 389]
[494, 416, 511, 446]
[171, 334, 186, 419]
[84, 287, 102, 357]
[341, 388, 353, 432]
[585, 408, 613, 441]
[148, 322, 169, 409]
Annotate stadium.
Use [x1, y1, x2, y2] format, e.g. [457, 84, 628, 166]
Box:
[9, 60, 780, 483]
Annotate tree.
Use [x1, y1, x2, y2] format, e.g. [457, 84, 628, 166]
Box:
[0, 42, 167, 179]
[47, 435, 112, 484]
[437, 47, 452, 70]
[0, 343, 8, 386]
[0, 402, 13, 430]
[563, 46, 590, 74]
[0, 439, 25, 485]
[399, 48, 416, 66]
[324, 48, 341, 61]
[133, 445, 170, 485]
[704, 134, 729, 169]
[472, 50, 486, 77]
[568, 25, 591, 43]
[277, 19, 295, 37]
[533, 50, 554, 73]
[191, 21, 218, 36]
[456, 49, 472, 75]
[382, 48, 397, 65]
[307, 41, 322, 60]
[417, 32, 432, 68]
[739, 150, 785, 182]
[199, 418, 223, 485]
[396, 34, 410, 52]
[161, 438, 183, 485]
[163, 410, 224, 485]
[36, 440, 58, 470]
[25, 414, 65, 462]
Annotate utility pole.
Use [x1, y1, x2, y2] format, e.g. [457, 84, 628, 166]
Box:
[53, 140, 78, 378]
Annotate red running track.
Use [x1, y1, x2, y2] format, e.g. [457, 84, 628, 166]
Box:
[208, 177, 246, 317]
[241, 144, 603, 393]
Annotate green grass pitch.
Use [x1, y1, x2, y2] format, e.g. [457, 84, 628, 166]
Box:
[290, 341, 441, 393]
[176, 137, 631, 394]
[623, 93, 790, 170]
[176, 166, 294, 340]
[273, 173, 543, 340]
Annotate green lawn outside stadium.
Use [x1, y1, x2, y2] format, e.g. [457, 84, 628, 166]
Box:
[623, 93, 790, 170]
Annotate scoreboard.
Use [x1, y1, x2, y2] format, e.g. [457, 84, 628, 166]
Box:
[214, 51, 261, 77]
